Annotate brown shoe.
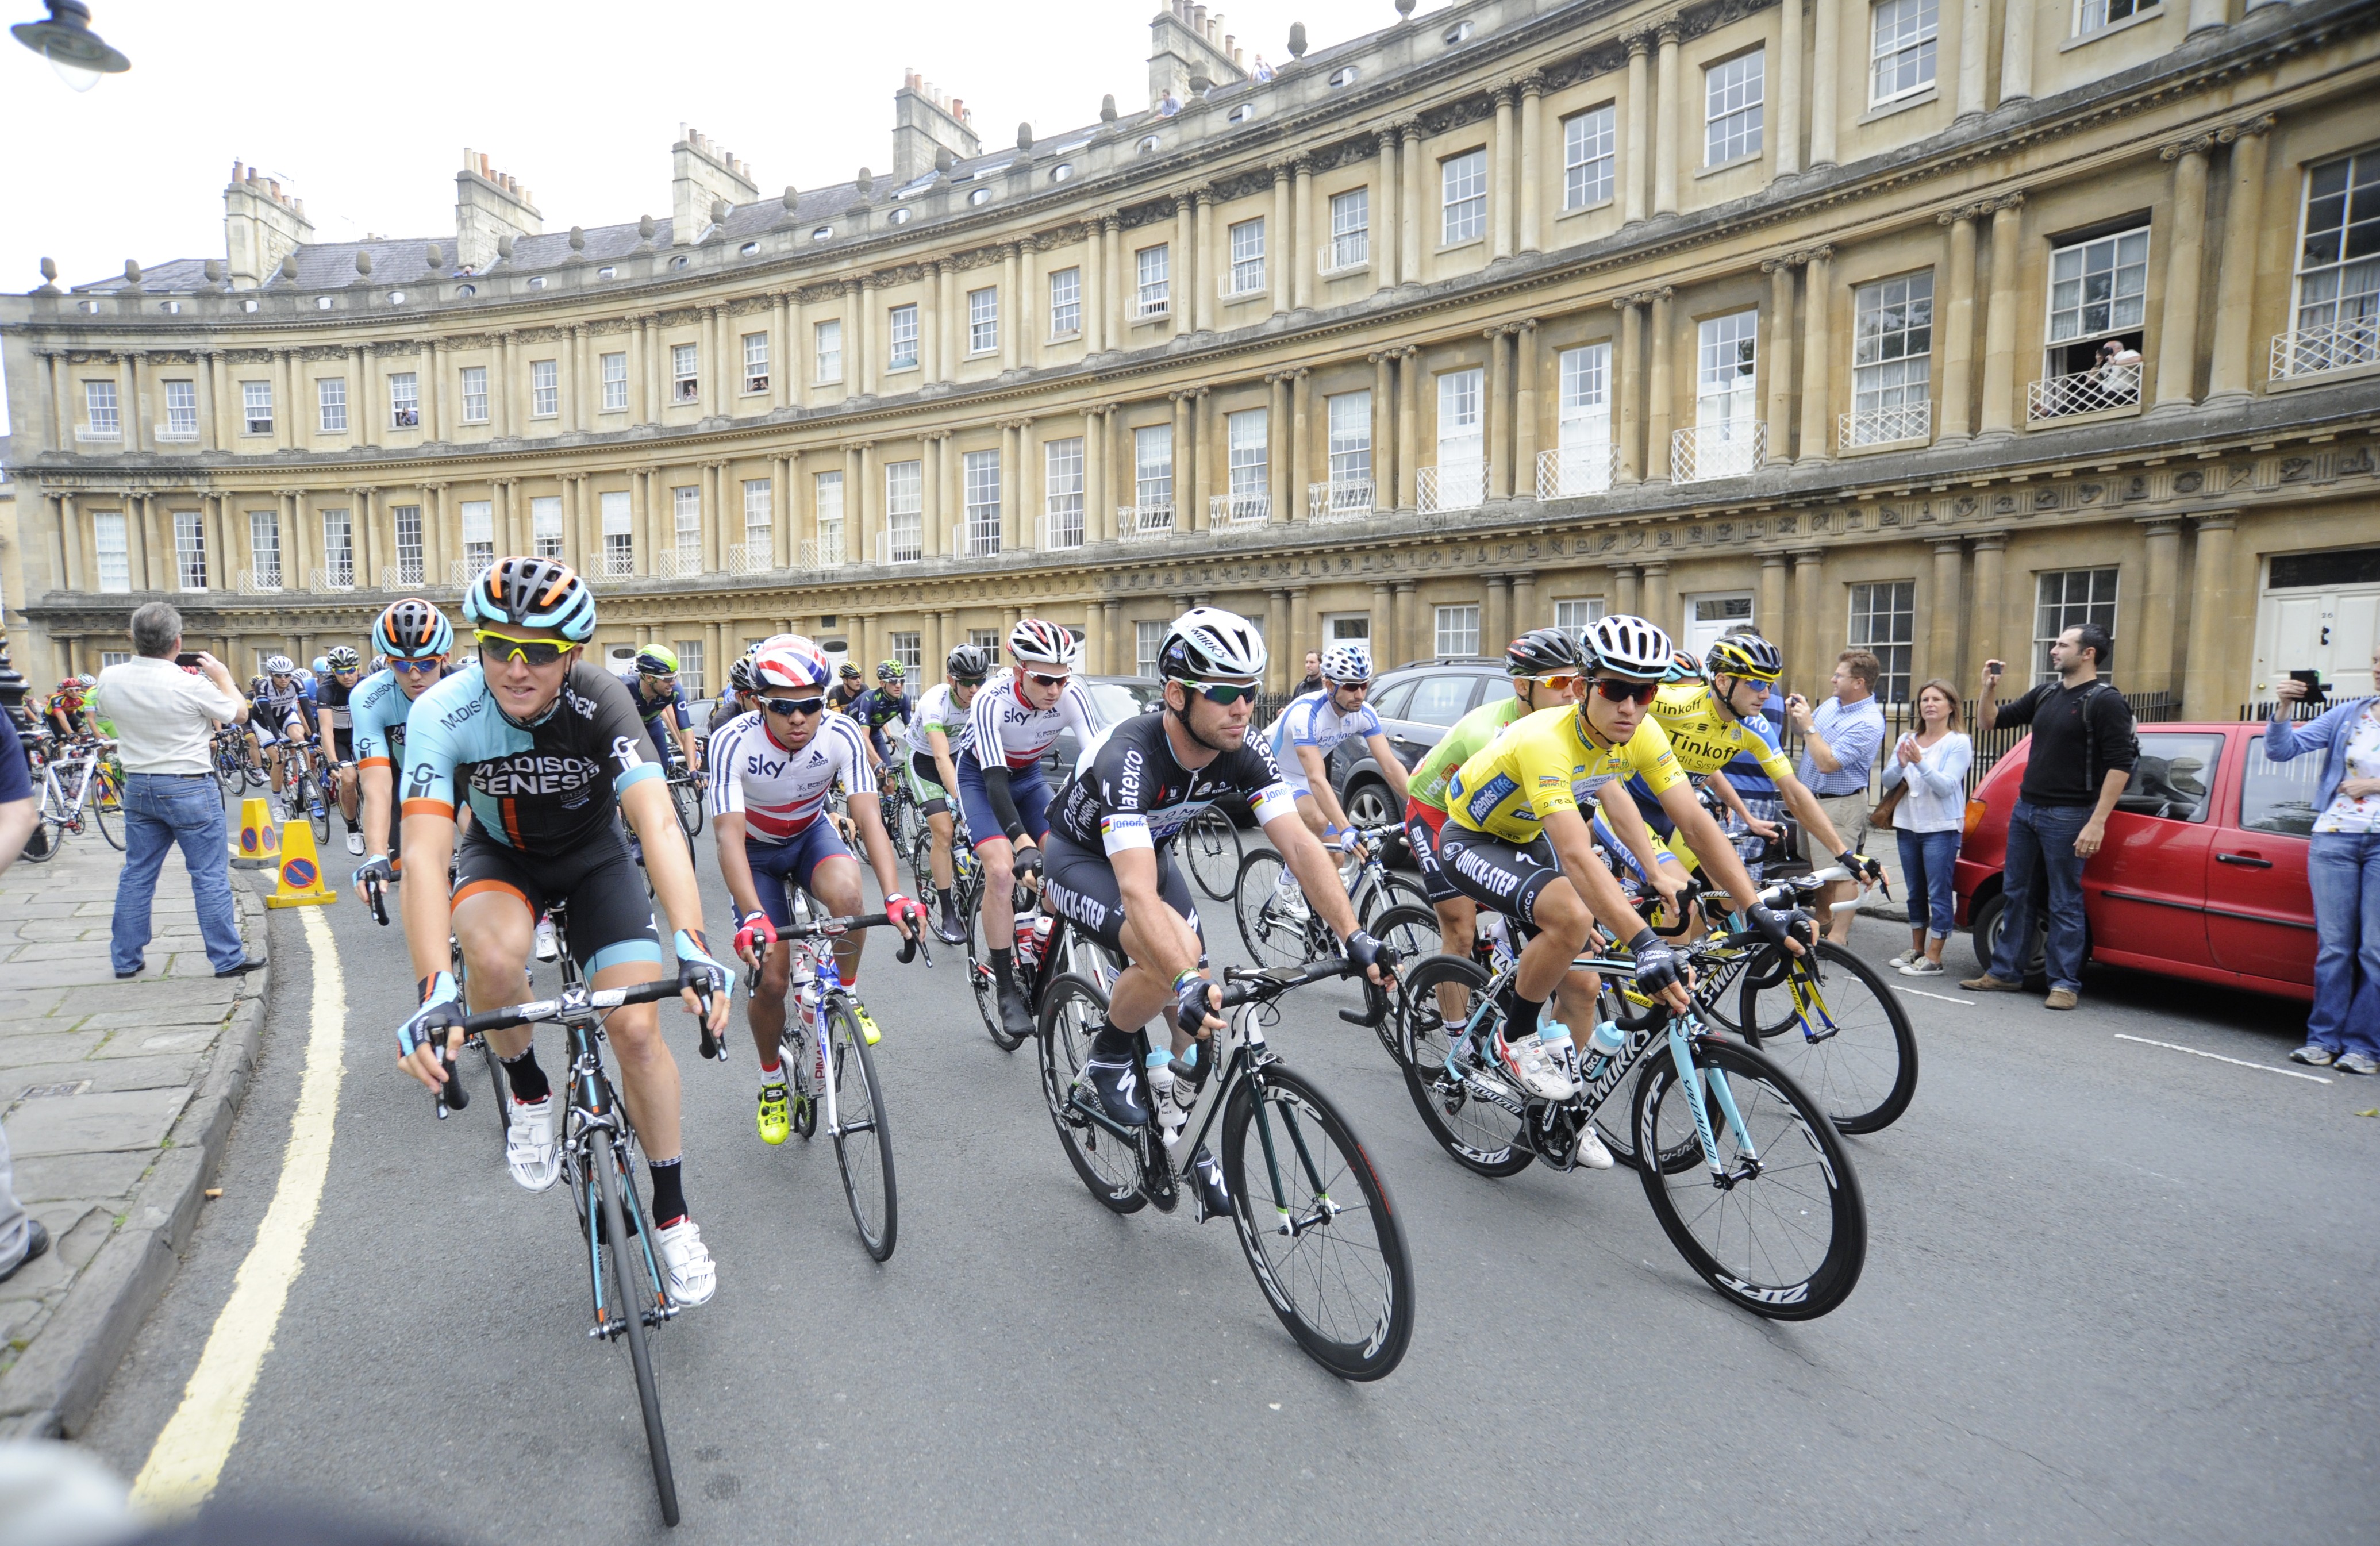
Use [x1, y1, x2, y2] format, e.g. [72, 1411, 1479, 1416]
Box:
[1958, 974, 2024, 993]
[2044, 988, 2079, 1010]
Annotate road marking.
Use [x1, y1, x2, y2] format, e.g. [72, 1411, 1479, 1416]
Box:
[2113, 1033, 2331, 1084]
[1897, 987, 1975, 1007]
[132, 906, 345, 1512]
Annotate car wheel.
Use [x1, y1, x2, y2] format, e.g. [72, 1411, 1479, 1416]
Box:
[1970, 890, 2048, 986]
[1344, 779, 1398, 831]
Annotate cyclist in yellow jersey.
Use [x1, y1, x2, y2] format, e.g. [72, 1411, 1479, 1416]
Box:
[1441, 615, 1801, 1115]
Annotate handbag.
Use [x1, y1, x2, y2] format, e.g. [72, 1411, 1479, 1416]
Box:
[1871, 736, 1912, 830]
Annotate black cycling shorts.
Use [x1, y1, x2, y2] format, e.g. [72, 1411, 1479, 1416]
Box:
[451, 825, 664, 976]
[332, 728, 354, 762]
[1437, 824, 1564, 928]
[1041, 831, 1202, 957]
[1404, 801, 1460, 905]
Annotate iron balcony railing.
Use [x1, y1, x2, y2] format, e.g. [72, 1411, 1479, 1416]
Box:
[1209, 493, 1271, 525]
[2269, 316, 2379, 380]
[1117, 503, 1175, 541]
[2027, 360, 2143, 422]
[1535, 441, 1616, 499]
[1307, 479, 1377, 522]
[1838, 400, 1934, 450]
[1671, 421, 1765, 483]
[1416, 462, 1486, 514]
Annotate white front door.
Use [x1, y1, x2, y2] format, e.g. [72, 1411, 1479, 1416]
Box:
[1682, 593, 1755, 660]
[2254, 568, 2380, 702]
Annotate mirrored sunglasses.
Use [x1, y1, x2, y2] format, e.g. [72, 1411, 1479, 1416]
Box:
[761, 695, 828, 718]
[1177, 679, 1261, 706]
[474, 630, 570, 667]
[1590, 676, 1660, 705]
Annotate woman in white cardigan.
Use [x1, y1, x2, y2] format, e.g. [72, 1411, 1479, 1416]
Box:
[1881, 679, 1973, 976]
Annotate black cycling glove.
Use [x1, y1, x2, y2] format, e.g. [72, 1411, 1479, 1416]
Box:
[1624, 929, 1686, 996]
[1174, 971, 1220, 1036]
[1343, 928, 1396, 979]
[1742, 903, 1795, 951]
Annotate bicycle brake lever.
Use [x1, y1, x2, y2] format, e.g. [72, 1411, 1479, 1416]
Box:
[435, 1042, 468, 1117]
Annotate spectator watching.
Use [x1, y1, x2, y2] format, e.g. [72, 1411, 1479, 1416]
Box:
[1880, 679, 1973, 976]
[1787, 649, 1887, 944]
[2266, 640, 2380, 1075]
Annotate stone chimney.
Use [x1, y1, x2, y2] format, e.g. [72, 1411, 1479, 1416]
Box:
[892, 71, 982, 183]
[1148, 0, 1247, 108]
[673, 126, 759, 246]
[222, 160, 315, 290]
[455, 148, 543, 272]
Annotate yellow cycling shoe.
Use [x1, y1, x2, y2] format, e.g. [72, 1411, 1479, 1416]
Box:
[756, 1082, 791, 1145]
[853, 1005, 882, 1045]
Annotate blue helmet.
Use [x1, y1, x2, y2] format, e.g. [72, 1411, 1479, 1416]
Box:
[460, 556, 597, 643]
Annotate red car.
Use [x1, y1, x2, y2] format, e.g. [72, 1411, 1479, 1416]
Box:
[1953, 721, 2319, 1001]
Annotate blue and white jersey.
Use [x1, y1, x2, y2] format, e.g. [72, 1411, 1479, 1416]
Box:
[1263, 689, 1385, 795]
[399, 663, 666, 850]
[964, 669, 1102, 773]
[706, 709, 875, 845]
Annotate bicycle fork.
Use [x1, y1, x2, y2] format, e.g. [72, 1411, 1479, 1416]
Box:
[1663, 1018, 1760, 1186]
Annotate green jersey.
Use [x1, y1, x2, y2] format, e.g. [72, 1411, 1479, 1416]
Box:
[1409, 693, 1528, 812]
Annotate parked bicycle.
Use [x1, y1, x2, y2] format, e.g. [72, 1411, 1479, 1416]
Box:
[1036, 954, 1417, 1380]
[21, 735, 123, 861]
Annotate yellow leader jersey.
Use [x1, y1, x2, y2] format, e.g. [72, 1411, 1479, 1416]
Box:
[1647, 680, 1796, 780]
[1446, 705, 1687, 844]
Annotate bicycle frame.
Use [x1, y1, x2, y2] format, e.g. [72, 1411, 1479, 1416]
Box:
[41, 743, 104, 825]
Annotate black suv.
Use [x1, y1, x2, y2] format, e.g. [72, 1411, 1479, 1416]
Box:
[1316, 657, 1514, 828]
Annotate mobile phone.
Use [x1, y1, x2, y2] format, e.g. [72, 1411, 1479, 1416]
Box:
[175, 652, 203, 668]
[2289, 668, 2328, 705]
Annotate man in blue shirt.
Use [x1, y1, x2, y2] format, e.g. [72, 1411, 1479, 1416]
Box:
[1787, 649, 1887, 943]
[0, 711, 45, 1283]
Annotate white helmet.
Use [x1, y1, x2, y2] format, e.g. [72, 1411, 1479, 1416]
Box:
[1159, 607, 1267, 683]
[1008, 617, 1081, 669]
[264, 655, 295, 675]
[1320, 641, 1374, 685]
[1584, 614, 1674, 682]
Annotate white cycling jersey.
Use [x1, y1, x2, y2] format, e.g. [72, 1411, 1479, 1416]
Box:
[1263, 689, 1385, 796]
[902, 681, 977, 764]
[963, 669, 1102, 773]
[706, 709, 876, 845]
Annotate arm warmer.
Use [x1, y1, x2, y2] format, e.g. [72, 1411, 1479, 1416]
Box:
[981, 762, 1027, 841]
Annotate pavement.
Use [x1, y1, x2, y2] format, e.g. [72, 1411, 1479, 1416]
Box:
[57, 828, 2380, 1544]
[0, 821, 268, 1439]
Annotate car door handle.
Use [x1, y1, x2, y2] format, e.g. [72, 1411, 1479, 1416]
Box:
[2216, 853, 2274, 868]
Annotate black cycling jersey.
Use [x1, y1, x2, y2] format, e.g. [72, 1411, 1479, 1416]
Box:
[401, 662, 668, 851]
[1048, 712, 1298, 857]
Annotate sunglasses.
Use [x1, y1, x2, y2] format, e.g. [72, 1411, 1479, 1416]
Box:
[474, 630, 572, 667]
[1176, 680, 1261, 706]
[761, 695, 828, 718]
[1590, 677, 1661, 705]
[1331, 679, 1373, 694]
[1024, 672, 1071, 689]
[390, 658, 441, 675]
[1532, 672, 1582, 691]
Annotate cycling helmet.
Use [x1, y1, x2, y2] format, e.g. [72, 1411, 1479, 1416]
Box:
[1320, 641, 1374, 685]
[1008, 618, 1081, 670]
[727, 656, 759, 694]
[1705, 632, 1784, 684]
[838, 662, 862, 680]
[460, 556, 597, 643]
[1662, 648, 1706, 684]
[876, 659, 905, 684]
[636, 645, 680, 676]
[325, 646, 362, 673]
[1505, 628, 1583, 678]
[752, 642, 834, 693]
[945, 643, 993, 683]
[1583, 614, 1674, 682]
[374, 599, 453, 661]
[310, 656, 330, 674]
[1158, 606, 1268, 683]
[264, 655, 295, 676]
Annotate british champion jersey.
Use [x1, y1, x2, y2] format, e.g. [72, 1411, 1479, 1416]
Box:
[1051, 713, 1298, 856]
[399, 663, 666, 850]
[706, 709, 875, 845]
[964, 670, 1102, 771]
[903, 682, 976, 762]
[1263, 689, 1385, 794]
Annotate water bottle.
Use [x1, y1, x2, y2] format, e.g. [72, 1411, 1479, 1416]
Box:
[1014, 914, 1041, 970]
[1148, 1056, 1182, 1144]
[1582, 1018, 1625, 1075]
[1032, 914, 1054, 956]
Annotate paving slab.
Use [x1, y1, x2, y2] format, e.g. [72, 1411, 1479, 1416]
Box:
[0, 1033, 107, 1070]
[8, 1153, 151, 1205]
[5, 1089, 194, 1159]
[7, 1055, 206, 1098]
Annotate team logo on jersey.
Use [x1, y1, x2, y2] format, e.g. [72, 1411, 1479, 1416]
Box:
[406, 761, 436, 799]
[611, 734, 647, 773]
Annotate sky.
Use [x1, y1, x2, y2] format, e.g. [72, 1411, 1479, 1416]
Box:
[0, 0, 1451, 426]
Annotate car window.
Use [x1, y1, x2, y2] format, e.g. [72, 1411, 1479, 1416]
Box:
[2239, 738, 2321, 837]
[1370, 679, 1416, 720]
[2114, 732, 2222, 824]
[1478, 676, 1516, 705]
[1404, 675, 1475, 728]
[1082, 682, 1155, 722]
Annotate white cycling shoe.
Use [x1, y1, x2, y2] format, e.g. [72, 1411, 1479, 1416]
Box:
[1494, 1031, 1577, 1102]
[654, 1217, 717, 1306]
[505, 1097, 561, 1191]
[344, 830, 366, 857]
[1574, 1124, 1616, 1170]
[533, 916, 559, 962]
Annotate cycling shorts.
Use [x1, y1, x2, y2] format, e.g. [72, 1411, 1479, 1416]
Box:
[451, 825, 662, 977]
[904, 752, 950, 816]
[955, 754, 1052, 852]
[743, 822, 858, 930]
[1590, 811, 1685, 891]
[332, 728, 354, 763]
[1403, 797, 1459, 906]
[1437, 823, 1564, 928]
[1041, 830, 1202, 957]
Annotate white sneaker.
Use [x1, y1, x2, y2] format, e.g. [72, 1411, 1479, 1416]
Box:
[1887, 948, 1921, 969]
[533, 916, 559, 962]
[505, 1097, 561, 1191]
[653, 1217, 717, 1306]
[1574, 1124, 1616, 1170]
[1898, 957, 1945, 976]
[344, 830, 366, 856]
[1493, 1032, 1575, 1102]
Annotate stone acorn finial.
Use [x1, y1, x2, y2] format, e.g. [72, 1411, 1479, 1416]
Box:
[1189, 70, 1212, 95]
[1289, 22, 1308, 56]
[1395, 0, 1416, 17]
[1100, 93, 1118, 124]
[782, 184, 799, 211]
[35, 257, 59, 295]
[123, 259, 143, 288]
[497, 233, 515, 261]
[279, 252, 299, 280]
[935, 147, 955, 175]
[355, 251, 371, 276]
[203, 258, 225, 287]
[426, 243, 445, 272]
[569, 225, 586, 251]
[637, 214, 656, 243]
[856, 167, 875, 199]
[1017, 121, 1033, 151]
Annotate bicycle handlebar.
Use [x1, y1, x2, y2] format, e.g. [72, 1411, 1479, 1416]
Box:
[1218, 952, 1389, 1010]
[457, 976, 684, 1036]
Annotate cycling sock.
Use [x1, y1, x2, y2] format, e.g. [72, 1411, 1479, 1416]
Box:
[1088, 1020, 1134, 1062]
[648, 1157, 687, 1228]
[991, 945, 1016, 983]
[758, 1058, 783, 1089]
[501, 1047, 551, 1105]
[1495, 986, 1544, 1042]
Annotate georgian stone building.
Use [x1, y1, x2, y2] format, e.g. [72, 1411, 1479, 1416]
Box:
[4, 0, 2377, 714]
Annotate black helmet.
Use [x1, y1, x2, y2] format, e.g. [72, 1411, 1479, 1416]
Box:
[1505, 628, 1583, 678]
[1705, 632, 1784, 684]
[728, 656, 758, 693]
[945, 643, 993, 683]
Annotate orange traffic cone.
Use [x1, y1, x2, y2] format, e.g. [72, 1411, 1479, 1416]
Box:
[233, 796, 280, 871]
[267, 817, 338, 908]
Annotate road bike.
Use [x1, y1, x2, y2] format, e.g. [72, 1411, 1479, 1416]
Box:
[880, 771, 924, 865]
[23, 735, 122, 860]
[1036, 953, 1417, 1380]
[429, 901, 714, 1527]
[1178, 804, 1241, 901]
[211, 725, 266, 802]
[1395, 914, 1868, 1321]
[746, 910, 924, 1260]
[276, 738, 331, 845]
[667, 760, 705, 841]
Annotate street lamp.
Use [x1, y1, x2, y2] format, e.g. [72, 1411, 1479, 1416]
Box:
[10, 1, 129, 91]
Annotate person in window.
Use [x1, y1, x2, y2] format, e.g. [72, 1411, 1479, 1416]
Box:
[1158, 89, 1182, 117]
[2096, 339, 2143, 403]
[2268, 640, 2380, 1075]
[1880, 680, 1973, 978]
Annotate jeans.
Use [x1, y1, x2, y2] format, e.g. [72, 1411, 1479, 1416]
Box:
[1897, 827, 1962, 939]
[2305, 830, 2380, 1057]
[1987, 799, 2091, 992]
[111, 773, 245, 975]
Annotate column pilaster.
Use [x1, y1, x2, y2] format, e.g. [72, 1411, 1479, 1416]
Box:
[1276, 162, 1298, 315]
[1174, 196, 1197, 339]
[1977, 196, 2026, 439]
[1777, 0, 1805, 175]
[1374, 128, 1401, 290]
[2135, 518, 2183, 696]
[2206, 117, 2275, 407]
[1399, 121, 1425, 283]
[2181, 514, 2237, 718]
[1395, 347, 1420, 510]
[1763, 257, 1801, 464]
[1809, 0, 1840, 166]
[1514, 320, 1541, 497]
[1795, 246, 1835, 463]
[1194, 190, 1218, 334]
[2000, 0, 2033, 103]
[1518, 75, 1545, 253]
[1616, 297, 1645, 484]
[1938, 210, 1981, 443]
[1929, 540, 1966, 683]
[1491, 83, 1518, 260]
[2152, 137, 2216, 415]
[1647, 288, 1676, 481]
[1652, 24, 1682, 216]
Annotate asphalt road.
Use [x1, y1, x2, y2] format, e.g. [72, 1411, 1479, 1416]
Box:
[76, 833, 2380, 1545]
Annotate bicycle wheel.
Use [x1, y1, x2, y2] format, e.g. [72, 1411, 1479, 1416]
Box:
[825, 999, 898, 1261]
[672, 778, 703, 839]
[1362, 905, 1442, 1063]
[1631, 1033, 1866, 1321]
[1396, 955, 1533, 1177]
[785, 1027, 821, 1140]
[308, 771, 330, 847]
[1036, 974, 1146, 1213]
[1234, 849, 1320, 968]
[93, 772, 125, 851]
[1220, 1064, 1414, 1381]
[19, 816, 61, 865]
[1179, 806, 1242, 901]
[589, 1136, 679, 1526]
[1736, 941, 1918, 1134]
[968, 928, 1025, 1052]
[1356, 873, 1432, 930]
